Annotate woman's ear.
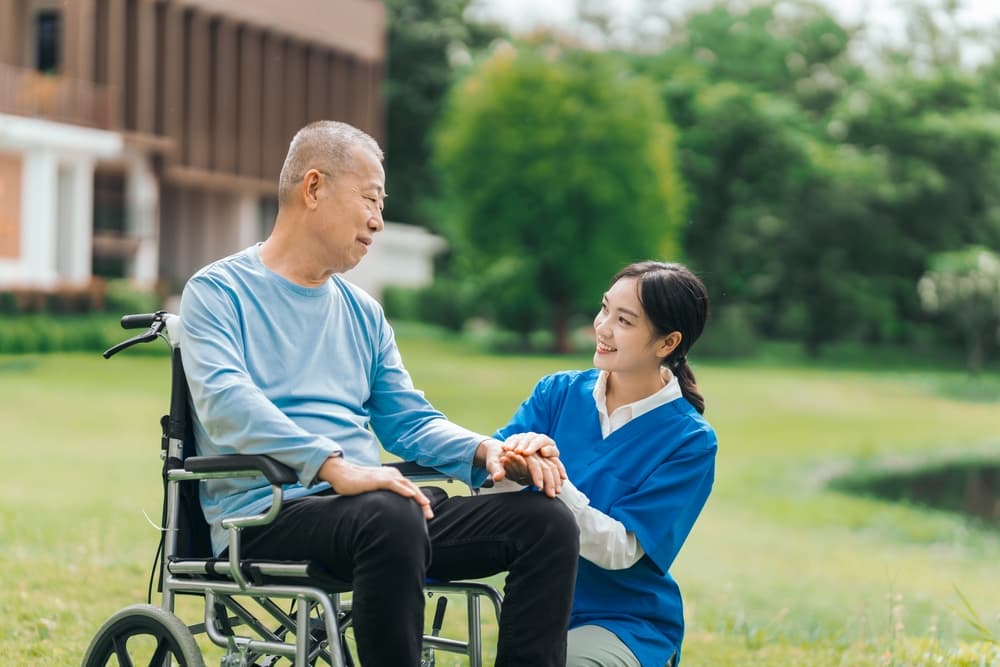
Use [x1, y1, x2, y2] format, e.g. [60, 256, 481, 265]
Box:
[656, 331, 682, 360]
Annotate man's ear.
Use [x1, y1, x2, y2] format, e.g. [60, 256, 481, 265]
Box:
[302, 169, 323, 210]
[656, 331, 682, 360]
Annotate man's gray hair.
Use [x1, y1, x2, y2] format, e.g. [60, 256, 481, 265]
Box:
[277, 121, 384, 205]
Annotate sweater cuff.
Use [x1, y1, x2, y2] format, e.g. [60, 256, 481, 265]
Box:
[556, 479, 590, 514]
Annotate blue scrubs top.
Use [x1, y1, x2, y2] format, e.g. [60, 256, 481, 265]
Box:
[496, 370, 717, 667]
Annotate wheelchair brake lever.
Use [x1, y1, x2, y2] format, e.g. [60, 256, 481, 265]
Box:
[102, 319, 166, 359]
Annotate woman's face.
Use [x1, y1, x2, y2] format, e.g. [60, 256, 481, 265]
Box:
[592, 276, 673, 376]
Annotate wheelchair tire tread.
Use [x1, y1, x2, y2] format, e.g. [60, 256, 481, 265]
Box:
[81, 603, 205, 667]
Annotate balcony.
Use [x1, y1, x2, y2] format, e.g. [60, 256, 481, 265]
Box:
[0, 63, 113, 130]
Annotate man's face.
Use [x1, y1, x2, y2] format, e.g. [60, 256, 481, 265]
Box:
[313, 147, 386, 273]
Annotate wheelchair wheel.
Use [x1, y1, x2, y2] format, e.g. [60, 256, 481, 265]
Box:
[82, 604, 204, 667]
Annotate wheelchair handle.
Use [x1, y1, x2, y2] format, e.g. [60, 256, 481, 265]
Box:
[103, 311, 169, 359]
[121, 312, 164, 330]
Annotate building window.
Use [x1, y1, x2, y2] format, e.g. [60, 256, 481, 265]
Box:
[35, 10, 61, 73]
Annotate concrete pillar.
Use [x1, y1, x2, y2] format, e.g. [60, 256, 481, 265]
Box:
[162, 2, 184, 161]
[134, 0, 157, 134]
[261, 35, 285, 178]
[54, 158, 95, 285]
[21, 149, 58, 285]
[238, 26, 262, 178]
[306, 47, 327, 123]
[212, 19, 238, 174]
[0, 0, 26, 67]
[62, 0, 95, 83]
[106, 0, 126, 129]
[235, 193, 259, 249]
[186, 12, 211, 168]
[284, 42, 307, 140]
[126, 151, 159, 286]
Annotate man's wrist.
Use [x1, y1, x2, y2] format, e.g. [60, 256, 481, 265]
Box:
[474, 438, 504, 468]
[313, 451, 344, 485]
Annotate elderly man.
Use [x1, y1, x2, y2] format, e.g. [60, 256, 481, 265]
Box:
[179, 120, 578, 666]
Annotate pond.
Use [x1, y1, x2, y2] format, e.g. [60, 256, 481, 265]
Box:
[833, 460, 1000, 528]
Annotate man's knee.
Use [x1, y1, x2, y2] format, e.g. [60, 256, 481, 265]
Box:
[355, 490, 430, 556]
[513, 493, 580, 554]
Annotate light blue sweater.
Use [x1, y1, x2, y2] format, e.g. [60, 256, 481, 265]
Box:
[179, 245, 488, 554]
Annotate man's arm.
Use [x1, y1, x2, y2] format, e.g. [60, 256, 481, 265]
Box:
[316, 454, 433, 519]
[179, 275, 341, 486]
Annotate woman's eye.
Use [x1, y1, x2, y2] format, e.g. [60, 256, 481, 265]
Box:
[619, 317, 631, 326]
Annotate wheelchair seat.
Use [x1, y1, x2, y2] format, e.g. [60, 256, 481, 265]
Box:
[83, 311, 502, 667]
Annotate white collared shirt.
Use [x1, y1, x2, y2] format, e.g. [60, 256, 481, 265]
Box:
[593, 369, 683, 438]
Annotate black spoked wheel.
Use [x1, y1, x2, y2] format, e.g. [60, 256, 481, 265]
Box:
[82, 604, 204, 667]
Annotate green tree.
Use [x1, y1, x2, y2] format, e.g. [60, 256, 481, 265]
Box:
[383, 0, 503, 226]
[632, 0, 1000, 355]
[433, 42, 686, 351]
[918, 246, 1000, 374]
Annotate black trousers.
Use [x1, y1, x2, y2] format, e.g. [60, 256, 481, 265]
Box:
[239, 487, 580, 666]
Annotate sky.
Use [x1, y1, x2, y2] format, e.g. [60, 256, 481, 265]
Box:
[470, 0, 1000, 56]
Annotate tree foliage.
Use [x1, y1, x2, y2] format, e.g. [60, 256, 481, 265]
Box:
[433, 42, 686, 351]
[627, 0, 1000, 355]
[919, 246, 1000, 373]
[396, 0, 1000, 360]
[382, 0, 502, 226]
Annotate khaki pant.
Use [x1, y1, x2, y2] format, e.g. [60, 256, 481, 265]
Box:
[567, 625, 642, 667]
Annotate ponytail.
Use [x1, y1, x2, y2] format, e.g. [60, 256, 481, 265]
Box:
[670, 356, 704, 414]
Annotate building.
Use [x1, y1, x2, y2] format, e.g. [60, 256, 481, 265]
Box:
[0, 0, 444, 300]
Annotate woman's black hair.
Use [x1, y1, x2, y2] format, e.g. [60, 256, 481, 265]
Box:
[611, 261, 709, 414]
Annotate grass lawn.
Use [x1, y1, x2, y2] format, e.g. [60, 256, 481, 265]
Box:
[1, 326, 998, 666]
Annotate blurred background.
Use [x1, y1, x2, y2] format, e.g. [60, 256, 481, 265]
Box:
[1, 1, 999, 665]
[2, 0, 1000, 367]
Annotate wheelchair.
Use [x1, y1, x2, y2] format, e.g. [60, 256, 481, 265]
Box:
[83, 311, 503, 667]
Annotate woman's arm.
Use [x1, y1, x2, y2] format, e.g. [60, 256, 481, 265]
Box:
[559, 480, 645, 569]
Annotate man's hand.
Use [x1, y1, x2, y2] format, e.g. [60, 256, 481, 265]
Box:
[474, 438, 510, 487]
[474, 434, 566, 498]
[317, 455, 433, 519]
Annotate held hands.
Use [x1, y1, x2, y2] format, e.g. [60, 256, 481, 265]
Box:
[317, 455, 434, 519]
[477, 433, 567, 498]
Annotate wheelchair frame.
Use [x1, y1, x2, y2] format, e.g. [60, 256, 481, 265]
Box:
[83, 311, 503, 667]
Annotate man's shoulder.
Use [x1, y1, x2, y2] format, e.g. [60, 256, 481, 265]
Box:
[191, 246, 256, 282]
[331, 275, 383, 314]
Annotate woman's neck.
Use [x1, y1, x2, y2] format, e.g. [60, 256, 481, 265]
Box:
[604, 368, 670, 415]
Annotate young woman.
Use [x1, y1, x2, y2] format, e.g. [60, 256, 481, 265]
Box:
[496, 261, 718, 667]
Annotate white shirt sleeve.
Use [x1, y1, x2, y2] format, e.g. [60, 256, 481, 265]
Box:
[557, 480, 645, 570]
[476, 476, 645, 569]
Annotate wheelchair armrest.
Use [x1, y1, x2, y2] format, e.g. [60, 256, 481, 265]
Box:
[185, 455, 297, 486]
[386, 461, 450, 480]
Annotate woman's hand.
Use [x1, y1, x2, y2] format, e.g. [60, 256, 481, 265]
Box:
[499, 432, 567, 497]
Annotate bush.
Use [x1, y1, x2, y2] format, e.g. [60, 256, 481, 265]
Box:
[0, 314, 125, 354]
[696, 304, 760, 359]
[416, 279, 478, 332]
[381, 286, 422, 322]
[104, 279, 162, 315]
[0, 280, 106, 315]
